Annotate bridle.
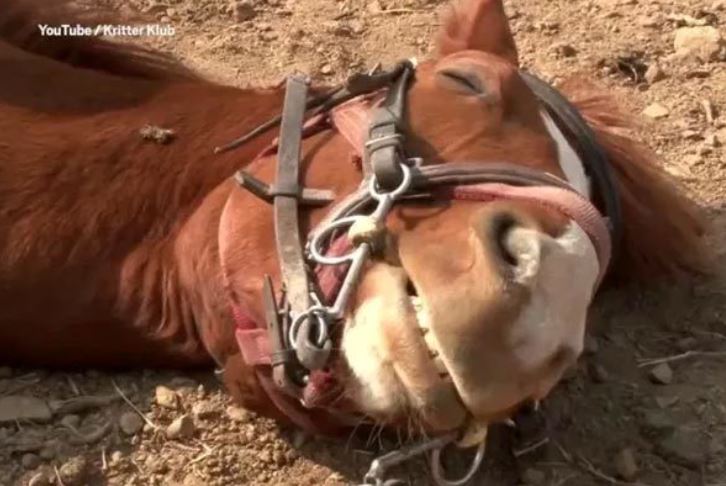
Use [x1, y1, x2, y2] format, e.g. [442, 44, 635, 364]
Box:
[216, 59, 621, 486]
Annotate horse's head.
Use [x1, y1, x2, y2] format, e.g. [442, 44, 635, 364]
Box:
[339, 0, 604, 434]
[219, 0, 704, 442]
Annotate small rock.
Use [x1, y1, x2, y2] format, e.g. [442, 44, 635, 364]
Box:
[649, 363, 674, 385]
[226, 405, 252, 423]
[155, 386, 178, 409]
[642, 410, 676, 439]
[643, 103, 670, 119]
[60, 414, 81, 429]
[231, 0, 256, 21]
[320, 64, 333, 75]
[645, 63, 666, 84]
[588, 363, 610, 383]
[654, 395, 680, 409]
[192, 401, 217, 420]
[366, 0, 382, 14]
[705, 134, 721, 147]
[656, 429, 709, 468]
[552, 42, 577, 57]
[681, 129, 702, 140]
[166, 415, 195, 440]
[110, 451, 124, 464]
[521, 468, 546, 484]
[22, 453, 41, 469]
[637, 15, 661, 28]
[119, 412, 144, 436]
[674, 26, 724, 63]
[0, 396, 52, 423]
[0, 366, 12, 378]
[58, 456, 88, 486]
[614, 448, 639, 480]
[350, 20, 365, 35]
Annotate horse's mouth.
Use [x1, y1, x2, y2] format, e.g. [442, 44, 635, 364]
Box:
[341, 263, 500, 443]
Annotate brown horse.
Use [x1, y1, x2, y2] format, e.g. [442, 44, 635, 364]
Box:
[0, 0, 707, 447]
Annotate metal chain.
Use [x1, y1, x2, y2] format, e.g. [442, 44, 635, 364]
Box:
[357, 432, 487, 486]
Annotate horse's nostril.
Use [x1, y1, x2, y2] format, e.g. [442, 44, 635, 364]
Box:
[491, 213, 519, 267]
[406, 279, 418, 296]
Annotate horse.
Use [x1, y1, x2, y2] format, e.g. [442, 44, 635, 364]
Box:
[0, 0, 708, 478]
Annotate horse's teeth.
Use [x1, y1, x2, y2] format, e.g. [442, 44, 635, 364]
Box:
[409, 295, 447, 375]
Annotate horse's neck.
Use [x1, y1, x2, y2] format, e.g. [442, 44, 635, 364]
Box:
[111, 82, 287, 365]
[0, 68, 285, 366]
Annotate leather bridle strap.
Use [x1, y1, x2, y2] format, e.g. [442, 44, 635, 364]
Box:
[520, 71, 623, 256]
[365, 60, 416, 189]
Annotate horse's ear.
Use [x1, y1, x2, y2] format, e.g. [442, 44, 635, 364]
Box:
[436, 0, 519, 65]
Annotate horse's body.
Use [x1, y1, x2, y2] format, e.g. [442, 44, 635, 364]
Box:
[0, 23, 285, 369]
[0, 0, 708, 442]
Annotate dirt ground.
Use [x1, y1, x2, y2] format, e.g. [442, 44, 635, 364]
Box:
[2, 0, 726, 485]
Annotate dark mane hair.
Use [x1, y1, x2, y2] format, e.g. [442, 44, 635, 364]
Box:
[0, 0, 202, 81]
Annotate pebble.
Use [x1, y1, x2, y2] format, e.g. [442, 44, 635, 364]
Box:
[119, 411, 144, 436]
[588, 363, 610, 383]
[58, 456, 88, 486]
[60, 414, 81, 429]
[192, 401, 218, 420]
[643, 103, 670, 119]
[226, 405, 252, 423]
[320, 64, 333, 75]
[654, 394, 680, 409]
[0, 396, 52, 423]
[166, 415, 196, 440]
[231, 0, 257, 21]
[641, 409, 676, 435]
[155, 385, 178, 409]
[645, 63, 666, 84]
[674, 26, 724, 63]
[649, 363, 674, 385]
[521, 468, 546, 484]
[614, 448, 639, 480]
[110, 450, 124, 464]
[656, 428, 708, 468]
[21, 453, 41, 469]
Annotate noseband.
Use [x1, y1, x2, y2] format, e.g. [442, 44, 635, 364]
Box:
[216, 59, 621, 485]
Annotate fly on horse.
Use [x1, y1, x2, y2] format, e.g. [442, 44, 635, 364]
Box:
[0, 0, 708, 482]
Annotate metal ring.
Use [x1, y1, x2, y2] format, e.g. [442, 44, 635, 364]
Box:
[430, 440, 487, 486]
[308, 215, 367, 266]
[288, 306, 330, 350]
[369, 163, 412, 200]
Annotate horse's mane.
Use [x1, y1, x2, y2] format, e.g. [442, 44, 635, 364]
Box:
[561, 78, 710, 280]
[1, 0, 201, 81]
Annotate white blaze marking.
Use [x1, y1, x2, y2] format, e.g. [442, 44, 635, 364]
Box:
[540, 110, 592, 198]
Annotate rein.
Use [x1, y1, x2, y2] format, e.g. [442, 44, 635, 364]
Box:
[216, 60, 621, 486]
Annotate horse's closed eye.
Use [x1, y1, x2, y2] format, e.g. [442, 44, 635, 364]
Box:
[438, 69, 486, 95]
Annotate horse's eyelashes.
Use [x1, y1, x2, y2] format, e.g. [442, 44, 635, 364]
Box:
[438, 69, 486, 95]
